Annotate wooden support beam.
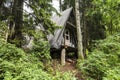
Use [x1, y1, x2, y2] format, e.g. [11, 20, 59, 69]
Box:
[67, 21, 76, 28]
[61, 48, 66, 65]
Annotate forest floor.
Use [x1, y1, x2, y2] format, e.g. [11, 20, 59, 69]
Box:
[52, 59, 84, 80]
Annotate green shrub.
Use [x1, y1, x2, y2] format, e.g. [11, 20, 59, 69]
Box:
[0, 43, 25, 62]
[32, 40, 51, 60]
[0, 38, 76, 80]
[53, 71, 77, 80]
[0, 21, 8, 41]
[77, 34, 120, 80]
[78, 51, 106, 80]
[103, 66, 120, 80]
[0, 43, 51, 80]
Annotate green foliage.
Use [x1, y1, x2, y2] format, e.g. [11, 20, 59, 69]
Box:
[30, 39, 51, 61]
[62, 0, 75, 10]
[0, 0, 77, 80]
[103, 66, 120, 80]
[24, 30, 51, 61]
[0, 36, 76, 80]
[0, 43, 25, 61]
[53, 71, 77, 80]
[0, 21, 8, 41]
[23, 0, 58, 34]
[0, 40, 46, 79]
[77, 33, 120, 80]
[91, 0, 120, 34]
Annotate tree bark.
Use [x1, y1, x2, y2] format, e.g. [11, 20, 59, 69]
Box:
[59, 0, 62, 12]
[8, 0, 23, 47]
[82, 1, 87, 58]
[83, 19, 87, 58]
[75, 0, 84, 60]
[0, 1, 3, 12]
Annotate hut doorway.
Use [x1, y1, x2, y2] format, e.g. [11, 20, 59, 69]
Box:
[65, 29, 70, 47]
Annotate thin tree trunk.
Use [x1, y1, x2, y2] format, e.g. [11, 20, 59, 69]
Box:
[83, 19, 87, 58]
[59, 0, 62, 12]
[0, 2, 3, 13]
[75, 0, 84, 60]
[8, 0, 15, 40]
[82, 1, 87, 58]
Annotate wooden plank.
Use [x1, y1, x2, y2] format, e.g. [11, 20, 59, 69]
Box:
[67, 21, 76, 28]
[61, 48, 66, 65]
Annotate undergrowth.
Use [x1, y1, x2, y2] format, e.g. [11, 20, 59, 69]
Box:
[77, 33, 120, 80]
[0, 38, 77, 80]
[0, 20, 77, 80]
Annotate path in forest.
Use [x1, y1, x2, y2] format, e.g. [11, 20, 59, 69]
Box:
[52, 59, 84, 80]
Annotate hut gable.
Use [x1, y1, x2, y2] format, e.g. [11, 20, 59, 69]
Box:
[48, 7, 77, 50]
[51, 7, 72, 26]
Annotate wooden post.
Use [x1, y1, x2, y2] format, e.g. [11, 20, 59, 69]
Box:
[61, 48, 66, 65]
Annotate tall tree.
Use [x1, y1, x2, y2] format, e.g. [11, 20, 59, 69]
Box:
[3, 0, 57, 47]
[75, 0, 84, 60]
[7, 0, 24, 47]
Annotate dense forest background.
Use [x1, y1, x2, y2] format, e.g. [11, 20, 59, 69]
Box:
[0, 0, 120, 80]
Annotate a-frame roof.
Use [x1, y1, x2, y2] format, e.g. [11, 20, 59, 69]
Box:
[48, 8, 73, 49]
[51, 7, 73, 27]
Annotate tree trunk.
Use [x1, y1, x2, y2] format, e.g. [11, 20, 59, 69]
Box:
[82, 1, 87, 58]
[83, 19, 87, 58]
[8, 0, 23, 47]
[0, 1, 3, 12]
[59, 0, 62, 12]
[75, 0, 84, 60]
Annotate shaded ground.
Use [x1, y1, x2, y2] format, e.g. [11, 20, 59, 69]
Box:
[52, 59, 84, 80]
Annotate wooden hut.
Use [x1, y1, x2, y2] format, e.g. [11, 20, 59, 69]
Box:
[48, 8, 77, 65]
